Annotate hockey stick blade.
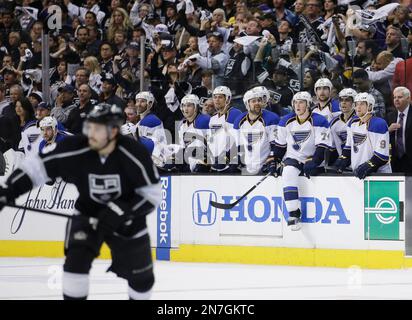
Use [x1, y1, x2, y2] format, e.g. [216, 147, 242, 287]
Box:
[209, 172, 272, 210]
[210, 200, 238, 210]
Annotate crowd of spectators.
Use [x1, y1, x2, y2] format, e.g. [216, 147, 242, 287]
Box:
[0, 0, 411, 174]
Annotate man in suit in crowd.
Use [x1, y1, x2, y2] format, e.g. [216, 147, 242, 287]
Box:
[387, 86, 412, 174]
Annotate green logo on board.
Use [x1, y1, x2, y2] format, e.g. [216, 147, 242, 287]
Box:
[364, 181, 399, 240]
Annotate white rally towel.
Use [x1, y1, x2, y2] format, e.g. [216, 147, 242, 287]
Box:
[233, 36, 261, 47]
[352, 3, 400, 25]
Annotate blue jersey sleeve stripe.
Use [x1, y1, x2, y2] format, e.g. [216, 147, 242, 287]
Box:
[141, 114, 162, 127]
[195, 114, 211, 129]
[278, 113, 295, 127]
[312, 114, 329, 128]
[227, 108, 242, 124]
[368, 117, 388, 134]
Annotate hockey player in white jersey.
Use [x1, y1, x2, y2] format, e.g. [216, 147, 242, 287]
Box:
[272, 91, 329, 230]
[233, 88, 280, 174]
[120, 119, 175, 170]
[208, 86, 242, 172]
[134, 91, 167, 145]
[19, 102, 67, 155]
[177, 94, 211, 172]
[335, 93, 391, 178]
[327, 88, 357, 166]
[38, 116, 70, 153]
[312, 78, 341, 122]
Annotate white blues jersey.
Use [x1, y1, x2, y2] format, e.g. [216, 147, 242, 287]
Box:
[344, 116, 391, 173]
[178, 113, 211, 171]
[234, 110, 280, 174]
[312, 99, 341, 122]
[136, 113, 167, 145]
[328, 111, 356, 156]
[275, 112, 329, 163]
[208, 107, 242, 159]
[18, 120, 40, 155]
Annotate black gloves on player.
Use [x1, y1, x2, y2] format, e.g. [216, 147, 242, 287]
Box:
[355, 161, 376, 179]
[262, 158, 281, 177]
[334, 156, 351, 173]
[97, 200, 132, 235]
[303, 159, 318, 178]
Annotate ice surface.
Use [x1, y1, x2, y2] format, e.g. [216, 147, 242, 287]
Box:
[1, 258, 412, 300]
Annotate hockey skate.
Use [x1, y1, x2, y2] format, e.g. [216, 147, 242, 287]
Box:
[287, 209, 302, 231]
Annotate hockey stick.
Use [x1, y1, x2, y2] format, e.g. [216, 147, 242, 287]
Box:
[210, 172, 273, 209]
[3, 203, 98, 226]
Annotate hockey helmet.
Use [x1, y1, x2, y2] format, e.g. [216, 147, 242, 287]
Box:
[292, 91, 312, 109]
[212, 86, 232, 104]
[135, 91, 155, 106]
[181, 94, 200, 109]
[243, 89, 261, 111]
[354, 92, 375, 112]
[314, 78, 333, 91]
[339, 88, 358, 101]
[252, 86, 270, 106]
[39, 116, 58, 130]
[87, 103, 124, 127]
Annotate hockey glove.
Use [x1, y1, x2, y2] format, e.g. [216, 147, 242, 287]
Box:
[355, 161, 376, 180]
[262, 158, 281, 177]
[97, 200, 132, 235]
[334, 156, 351, 173]
[303, 159, 318, 178]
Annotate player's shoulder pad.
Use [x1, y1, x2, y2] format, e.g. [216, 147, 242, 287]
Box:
[233, 111, 248, 129]
[278, 112, 296, 127]
[331, 99, 341, 113]
[226, 107, 242, 124]
[329, 115, 340, 128]
[22, 120, 37, 131]
[39, 135, 88, 157]
[57, 121, 66, 132]
[348, 116, 360, 127]
[38, 140, 46, 150]
[55, 132, 66, 143]
[140, 114, 162, 127]
[368, 116, 388, 134]
[262, 109, 280, 126]
[194, 113, 211, 129]
[311, 113, 329, 128]
[139, 136, 155, 155]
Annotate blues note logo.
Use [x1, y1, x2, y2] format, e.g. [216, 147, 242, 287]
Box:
[291, 131, 311, 151]
[337, 131, 347, 144]
[353, 133, 367, 153]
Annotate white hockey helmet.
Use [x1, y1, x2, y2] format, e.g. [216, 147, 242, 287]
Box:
[120, 122, 136, 136]
[292, 91, 312, 109]
[252, 86, 270, 106]
[39, 116, 58, 130]
[314, 78, 333, 91]
[212, 86, 232, 104]
[181, 94, 200, 109]
[354, 92, 375, 112]
[339, 88, 358, 101]
[135, 91, 155, 106]
[243, 89, 261, 111]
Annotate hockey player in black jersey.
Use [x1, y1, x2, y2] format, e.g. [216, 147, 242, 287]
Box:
[0, 103, 161, 300]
